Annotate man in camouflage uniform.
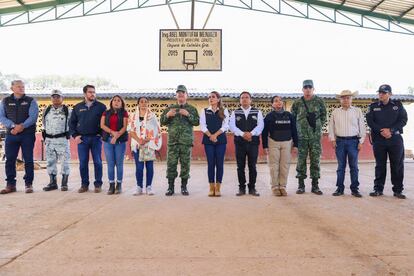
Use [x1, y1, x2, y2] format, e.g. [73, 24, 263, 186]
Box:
[160, 85, 200, 196]
[42, 90, 71, 191]
[291, 80, 327, 195]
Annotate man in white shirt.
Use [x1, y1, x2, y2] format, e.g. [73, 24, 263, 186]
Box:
[328, 90, 366, 197]
[229, 91, 264, 196]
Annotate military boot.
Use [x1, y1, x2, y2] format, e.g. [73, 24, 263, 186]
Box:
[296, 178, 305, 194]
[61, 174, 69, 191]
[181, 178, 189, 196]
[165, 179, 175, 196]
[43, 174, 58, 191]
[311, 178, 323, 195]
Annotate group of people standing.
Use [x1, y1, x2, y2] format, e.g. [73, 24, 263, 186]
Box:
[0, 80, 408, 199]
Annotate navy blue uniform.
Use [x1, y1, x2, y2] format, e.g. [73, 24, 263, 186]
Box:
[366, 99, 408, 193]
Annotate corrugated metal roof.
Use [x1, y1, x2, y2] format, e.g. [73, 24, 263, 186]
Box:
[1, 0, 414, 24]
[1, 89, 414, 101]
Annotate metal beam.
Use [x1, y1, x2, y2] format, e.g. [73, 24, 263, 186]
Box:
[291, 0, 414, 26]
[0, 0, 413, 36]
[400, 4, 414, 18]
[370, 0, 386, 12]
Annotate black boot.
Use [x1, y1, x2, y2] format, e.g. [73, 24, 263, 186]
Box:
[332, 188, 344, 196]
[296, 179, 305, 194]
[181, 179, 189, 196]
[311, 179, 323, 195]
[165, 179, 175, 196]
[107, 182, 115, 195]
[43, 174, 58, 191]
[115, 181, 122, 194]
[61, 175, 69, 191]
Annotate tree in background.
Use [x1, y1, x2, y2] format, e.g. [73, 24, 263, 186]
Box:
[0, 71, 117, 91]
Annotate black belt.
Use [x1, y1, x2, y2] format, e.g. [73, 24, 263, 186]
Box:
[45, 132, 69, 139]
[336, 136, 359, 140]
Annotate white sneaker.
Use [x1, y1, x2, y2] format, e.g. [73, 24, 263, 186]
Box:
[133, 187, 143, 196]
[146, 186, 155, 196]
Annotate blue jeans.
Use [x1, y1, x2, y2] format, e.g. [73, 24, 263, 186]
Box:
[103, 142, 126, 183]
[78, 135, 103, 187]
[5, 133, 35, 186]
[204, 143, 226, 183]
[133, 151, 154, 188]
[335, 138, 360, 191]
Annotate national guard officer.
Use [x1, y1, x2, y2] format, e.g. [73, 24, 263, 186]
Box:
[42, 89, 71, 192]
[366, 84, 408, 199]
[160, 85, 200, 196]
[291, 80, 327, 195]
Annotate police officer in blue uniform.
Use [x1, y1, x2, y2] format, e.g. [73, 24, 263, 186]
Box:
[366, 84, 408, 199]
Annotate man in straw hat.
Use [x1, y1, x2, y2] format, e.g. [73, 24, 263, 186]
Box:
[328, 90, 366, 197]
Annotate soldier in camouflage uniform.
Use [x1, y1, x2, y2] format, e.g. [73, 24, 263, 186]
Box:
[160, 85, 200, 196]
[42, 90, 71, 191]
[291, 80, 327, 195]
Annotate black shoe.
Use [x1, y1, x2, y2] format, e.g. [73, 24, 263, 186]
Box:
[236, 189, 246, 196]
[115, 182, 122, 194]
[369, 190, 383, 197]
[248, 189, 260, 196]
[332, 189, 344, 196]
[61, 174, 69, 191]
[311, 179, 323, 195]
[43, 174, 58, 191]
[181, 179, 189, 196]
[165, 179, 175, 196]
[107, 182, 115, 195]
[393, 193, 406, 199]
[351, 191, 362, 198]
[296, 179, 305, 194]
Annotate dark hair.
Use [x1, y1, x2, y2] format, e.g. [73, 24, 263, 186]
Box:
[137, 96, 149, 105]
[239, 91, 252, 98]
[109, 95, 125, 114]
[83, 84, 95, 93]
[210, 91, 225, 121]
[271, 95, 282, 103]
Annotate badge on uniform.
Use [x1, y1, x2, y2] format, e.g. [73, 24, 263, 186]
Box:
[393, 106, 399, 111]
[236, 116, 242, 121]
[373, 108, 381, 111]
[252, 115, 257, 120]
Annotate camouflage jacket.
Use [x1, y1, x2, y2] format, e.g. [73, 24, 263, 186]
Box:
[43, 105, 72, 143]
[160, 103, 200, 145]
[291, 96, 327, 139]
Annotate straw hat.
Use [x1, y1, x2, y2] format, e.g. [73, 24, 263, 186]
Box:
[336, 90, 358, 99]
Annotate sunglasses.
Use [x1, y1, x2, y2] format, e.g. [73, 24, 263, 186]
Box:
[303, 85, 313, 89]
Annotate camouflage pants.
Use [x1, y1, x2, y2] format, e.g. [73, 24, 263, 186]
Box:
[296, 138, 321, 180]
[166, 144, 192, 180]
[46, 139, 70, 176]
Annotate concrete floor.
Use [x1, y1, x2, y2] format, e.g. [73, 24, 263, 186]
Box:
[0, 162, 413, 276]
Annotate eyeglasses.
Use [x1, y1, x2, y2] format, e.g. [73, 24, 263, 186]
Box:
[303, 85, 313, 89]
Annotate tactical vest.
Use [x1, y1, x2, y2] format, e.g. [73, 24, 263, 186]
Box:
[2, 94, 36, 135]
[202, 108, 227, 145]
[234, 107, 260, 145]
